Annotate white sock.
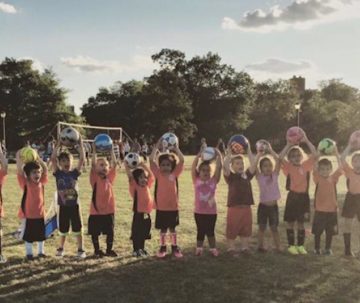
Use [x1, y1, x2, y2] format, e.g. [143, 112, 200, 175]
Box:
[38, 241, 45, 255]
[25, 242, 33, 256]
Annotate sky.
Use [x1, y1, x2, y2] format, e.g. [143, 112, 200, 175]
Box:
[1, 0, 360, 113]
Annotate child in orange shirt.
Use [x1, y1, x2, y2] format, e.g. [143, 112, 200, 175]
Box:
[88, 145, 117, 257]
[16, 150, 48, 261]
[0, 144, 7, 263]
[340, 143, 360, 256]
[125, 161, 154, 257]
[312, 150, 342, 255]
[150, 142, 184, 258]
[280, 133, 317, 255]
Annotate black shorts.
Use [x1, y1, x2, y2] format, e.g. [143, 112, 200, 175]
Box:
[257, 204, 279, 228]
[88, 214, 114, 236]
[312, 211, 338, 236]
[194, 213, 217, 240]
[155, 210, 179, 230]
[284, 191, 310, 223]
[21, 218, 45, 243]
[58, 205, 82, 235]
[130, 213, 151, 241]
[341, 193, 360, 220]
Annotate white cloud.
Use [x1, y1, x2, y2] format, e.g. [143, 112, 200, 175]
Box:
[222, 0, 360, 33]
[60, 55, 156, 73]
[18, 57, 45, 73]
[0, 2, 16, 14]
[246, 58, 312, 73]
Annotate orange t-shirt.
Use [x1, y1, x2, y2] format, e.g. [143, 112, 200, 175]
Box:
[282, 158, 314, 193]
[0, 169, 7, 218]
[313, 169, 342, 212]
[89, 168, 116, 215]
[129, 173, 155, 214]
[343, 163, 360, 194]
[151, 162, 184, 211]
[17, 173, 48, 219]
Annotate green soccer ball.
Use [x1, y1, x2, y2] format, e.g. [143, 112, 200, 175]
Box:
[317, 138, 336, 155]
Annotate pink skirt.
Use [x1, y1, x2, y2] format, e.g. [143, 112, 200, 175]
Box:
[226, 206, 252, 239]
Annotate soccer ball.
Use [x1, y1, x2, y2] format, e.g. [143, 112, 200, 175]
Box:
[125, 152, 142, 169]
[286, 126, 305, 144]
[60, 127, 80, 147]
[20, 147, 38, 164]
[202, 147, 216, 161]
[161, 133, 179, 150]
[228, 134, 249, 155]
[317, 138, 336, 155]
[94, 134, 113, 152]
[349, 130, 360, 150]
[256, 140, 270, 153]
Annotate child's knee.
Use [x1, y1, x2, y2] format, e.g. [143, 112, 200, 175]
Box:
[270, 225, 278, 233]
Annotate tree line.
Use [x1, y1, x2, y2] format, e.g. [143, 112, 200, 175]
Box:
[1, 50, 360, 152]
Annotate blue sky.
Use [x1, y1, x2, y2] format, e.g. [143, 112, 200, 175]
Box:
[1, 0, 360, 113]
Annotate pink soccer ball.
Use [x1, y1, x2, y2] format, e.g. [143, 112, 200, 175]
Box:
[255, 140, 270, 153]
[349, 130, 360, 150]
[286, 127, 305, 144]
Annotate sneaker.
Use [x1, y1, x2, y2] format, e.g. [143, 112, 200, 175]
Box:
[171, 245, 183, 258]
[38, 253, 47, 258]
[288, 245, 299, 255]
[94, 250, 105, 258]
[314, 249, 321, 255]
[241, 248, 251, 255]
[26, 254, 34, 261]
[0, 255, 7, 263]
[139, 249, 149, 257]
[105, 250, 118, 257]
[156, 246, 167, 258]
[132, 250, 142, 258]
[257, 247, 267, 253]
[77, 249, 86, 259]
[345, 251, 355, 257]
[209, 248, 219, 257]
[56, 248, 65, 257]
[323, 249, 333, 256]
[297, 246, 308, 255]
[195, 247, 203, 256]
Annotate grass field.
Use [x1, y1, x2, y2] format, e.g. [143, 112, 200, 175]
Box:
[1, 156, 360, 303]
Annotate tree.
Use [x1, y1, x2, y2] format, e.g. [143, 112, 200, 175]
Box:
[0, 58, 80, 149]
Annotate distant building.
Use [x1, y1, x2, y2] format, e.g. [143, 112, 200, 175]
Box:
[289, 76, 305, 96]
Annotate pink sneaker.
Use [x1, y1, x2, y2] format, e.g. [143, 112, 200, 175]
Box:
[209, 248, 219, 257]
[172, 246, 183, 258]
[195, 247, 203, 256]
[156, 246, 167, 258]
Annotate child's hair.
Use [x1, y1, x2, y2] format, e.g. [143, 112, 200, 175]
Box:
[231, 155, 243, 162]
[158, 153, 177, 171]
[318, 158, 332, 169]
[287, 146, 305, 159]
[259, 157, 273, 170]
[132, 168, 146, 185]
[58, 151, 73, 162]
[352, 153, 360, 162]
[23, 161, 41, 177]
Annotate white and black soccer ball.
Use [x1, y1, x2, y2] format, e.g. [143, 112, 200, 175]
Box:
[161, 133, 179, 150]
[125, 152, 142, 169]
[60, 127, 80, 147]
[202, 147, 216, 161]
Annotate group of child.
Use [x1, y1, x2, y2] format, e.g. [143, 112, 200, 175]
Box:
[0, 131, 360, 262]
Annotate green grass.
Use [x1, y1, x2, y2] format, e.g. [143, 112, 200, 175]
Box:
[1, 156, 360, 303]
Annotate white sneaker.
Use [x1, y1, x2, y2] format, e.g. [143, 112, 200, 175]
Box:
[0, 255, 7, 263]
[56, 248, 65, 257]
[77, 250, 86, 259]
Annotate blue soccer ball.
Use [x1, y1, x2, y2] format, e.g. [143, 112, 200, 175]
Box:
[94, 134, 113, 152]
[228, 134, 249, 155]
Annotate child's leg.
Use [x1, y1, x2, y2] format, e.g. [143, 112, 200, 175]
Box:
[106, 230, 114, 253]
[195, 214, 205, 248]
[286, 222, 295, 246]
[169, 227, 177, 247]
[258, 226, 266, 249]
[314, 233, 321, 251]
[25, 241, 33, 255]
[270, 226, 281, 250]
[59, 235, 66, 250]
[227, 239, 236, 251]
[325, 230, 333, 250]
[343, 218, 353, 255]
[207, 214, 217, 249]
[160, 229, 167, 247]
[297, 221, 306, 246]
[91, 235, 100, 253]
[240, 237, 250, 250]
[38, 241, 45, 255]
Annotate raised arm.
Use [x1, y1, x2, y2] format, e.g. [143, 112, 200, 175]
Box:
[214, 148, 223, 184]
[173, 145, 184, 165]
[301, 133, 317, 158]
[110, 145, 117, 169]
[268, 144, 281, 173]
[124, 161, 133, 180]
[150, 140, 160, 168]
[247, 143, 257, 175]
[223, 148, 232, 177]
[91, 143, 97, 169]
[51, 141, 60, 172]
[191, 153, 201, 183]
[340, 143, 352, 167]
[76, 136, 85, 171]
[38, 156, 48, 176]
[16, 149, 24, 175]
[278, 142, 293, 163]
[0, 144, 8, 174]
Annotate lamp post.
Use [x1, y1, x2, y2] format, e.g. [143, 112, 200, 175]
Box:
[294, 103, 301, 127]
[0, 112, 6, 149]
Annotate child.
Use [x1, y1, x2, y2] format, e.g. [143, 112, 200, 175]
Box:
[223, 143, 257, 254]
[191, 149, 222, 257]
[150, 141, 184, 258]
[0, 144, 7, 263]
[312, 152, 342, 255]
[340, 143, 360, 256]
[16, 151, 48, 261]
[255, 144, 282, 252]
[125, 161, 154, 257]
[51, 137, 86, 258]
[88, 145, 118, 257]
[280, 133, 317, 255]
